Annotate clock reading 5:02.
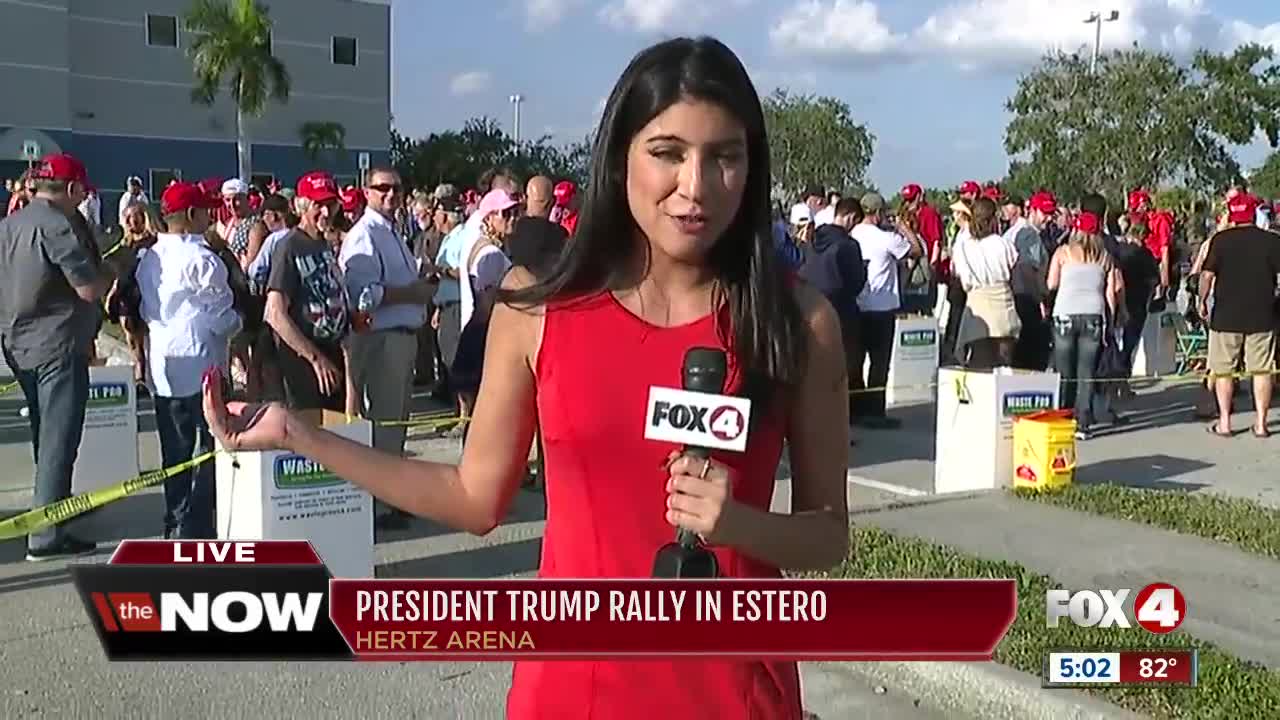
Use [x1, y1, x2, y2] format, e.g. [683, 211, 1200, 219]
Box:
[1047, 652, 1121, 684]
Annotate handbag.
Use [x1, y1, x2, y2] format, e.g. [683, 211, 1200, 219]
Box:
[1095, 315, 1127, 380]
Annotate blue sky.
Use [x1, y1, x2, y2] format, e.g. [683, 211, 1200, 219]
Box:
[390, 0, 1280, 192]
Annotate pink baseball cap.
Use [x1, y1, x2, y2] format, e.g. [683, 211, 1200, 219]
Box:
[476, 189, 519, 219]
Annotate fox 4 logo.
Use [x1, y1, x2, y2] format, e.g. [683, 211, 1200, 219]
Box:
[1045, 582, 1186, 634]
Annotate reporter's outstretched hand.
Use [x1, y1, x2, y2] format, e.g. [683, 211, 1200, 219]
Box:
[202, 366, 291, 451]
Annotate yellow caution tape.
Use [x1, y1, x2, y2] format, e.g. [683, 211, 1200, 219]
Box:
[1, 360, 1269, 540]
[0, 451, 217, 542]
[847, 366, 1280, 395]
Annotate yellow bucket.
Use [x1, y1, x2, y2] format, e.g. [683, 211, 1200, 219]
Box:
[1013, 410, 1077, 492]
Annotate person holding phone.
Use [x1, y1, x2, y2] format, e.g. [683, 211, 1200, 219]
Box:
[204, 36, 848, 719]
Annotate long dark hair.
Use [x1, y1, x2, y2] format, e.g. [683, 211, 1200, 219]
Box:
[501, 36, 806, 412]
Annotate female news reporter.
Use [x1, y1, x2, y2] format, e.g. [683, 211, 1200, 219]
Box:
[202, 36, 849, 719]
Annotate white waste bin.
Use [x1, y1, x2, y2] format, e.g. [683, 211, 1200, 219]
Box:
[934, 367, 1061, 494]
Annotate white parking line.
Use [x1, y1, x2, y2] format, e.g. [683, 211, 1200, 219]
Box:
[846, 472, 928, 497]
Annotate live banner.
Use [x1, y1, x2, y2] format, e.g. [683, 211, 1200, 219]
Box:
[72, 541, 1015, 661]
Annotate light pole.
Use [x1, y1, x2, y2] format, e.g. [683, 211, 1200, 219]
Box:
[1084, 10, 1120, 74]
[509, 94, 524, 146]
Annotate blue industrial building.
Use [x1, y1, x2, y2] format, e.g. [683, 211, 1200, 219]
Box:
[0, 0, 391, 222]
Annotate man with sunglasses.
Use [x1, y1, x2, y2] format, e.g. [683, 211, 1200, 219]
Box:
[339, 167, 437, 529]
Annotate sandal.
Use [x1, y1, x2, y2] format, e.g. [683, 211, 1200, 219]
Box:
[1206, 422, 1232, 438]
[1253, 427, 1271, 439]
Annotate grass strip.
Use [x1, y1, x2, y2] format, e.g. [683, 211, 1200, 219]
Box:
[809, 526, 1280, 719]
[1012, 485, 1280, 560]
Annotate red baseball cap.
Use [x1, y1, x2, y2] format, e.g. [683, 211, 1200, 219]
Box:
[339, 185, 365, 214]
[1073, 211, 1101, 234]
[161, 181, 220, 215]
[982, 185, 1003, 201]
[297, 171, 339, 203]
[1227, 194, 1260, 224]
[30, 153, 92, 189]
[1128, 189, 1151, 211]
[901, 184, 923, 202]
[1029, 191, 1058, 215]
[959, 180, 981, 195]
[553, 180, 576, 206]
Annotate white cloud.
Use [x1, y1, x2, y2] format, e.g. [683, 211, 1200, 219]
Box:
[600, 0, 753, 33]
[449, 71, 492, 96]
[769, 0, 905, 61]
[523, 0, 583, 30]
[771, 0, 1280, 70]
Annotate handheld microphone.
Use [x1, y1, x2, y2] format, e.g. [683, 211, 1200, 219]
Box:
[651, 347, 730, 579]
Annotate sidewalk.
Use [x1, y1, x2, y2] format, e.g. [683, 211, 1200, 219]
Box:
[854, 492, 1280, 670]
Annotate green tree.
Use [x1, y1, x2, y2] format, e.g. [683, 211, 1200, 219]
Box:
[1249, 151, 1280, 201]
[185, 0, 290, 181]
[1004, 44, 1280, 201]
[762, 89, 875, 202]
[392, 119, 590, 191]
[299, 121, 347, 164]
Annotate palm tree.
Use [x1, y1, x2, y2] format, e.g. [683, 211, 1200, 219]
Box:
[299, 121, 347, 164]
[185, 0, 290, 181]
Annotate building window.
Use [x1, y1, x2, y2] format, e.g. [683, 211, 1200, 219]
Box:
[149, 169, 181, 198]
[332, 36, 357, 66]
[146, 14, 178, 48]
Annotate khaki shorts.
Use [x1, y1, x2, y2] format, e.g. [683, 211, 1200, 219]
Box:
[1207, 330, 1277, 376]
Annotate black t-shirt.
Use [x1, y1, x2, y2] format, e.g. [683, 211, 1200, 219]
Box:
[1203, 226, 1280, 333]
[266, 229, 349, 346]
[1109, 240, 1159, 316]
[506, 217, 568, 280]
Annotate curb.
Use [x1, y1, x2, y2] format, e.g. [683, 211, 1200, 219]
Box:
[825, 660, 1147, 720]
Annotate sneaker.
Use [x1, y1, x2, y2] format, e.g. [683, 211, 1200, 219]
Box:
[18, 405, 29, 418]
[1074, 429, 1091, 441]
[26, 536, 97, 562]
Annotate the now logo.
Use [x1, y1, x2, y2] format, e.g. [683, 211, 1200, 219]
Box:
[1045, 583, 1186, 634]
[644, 387, 752, 452]
[93, 591, 324, 633]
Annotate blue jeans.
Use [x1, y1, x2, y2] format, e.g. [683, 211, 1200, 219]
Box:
[154, 394, 215, 539]
[2, 345, 89, 551]
[1052, 314, 1106, 428]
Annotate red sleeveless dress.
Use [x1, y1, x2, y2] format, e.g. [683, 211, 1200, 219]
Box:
[506, 291, 802, 719]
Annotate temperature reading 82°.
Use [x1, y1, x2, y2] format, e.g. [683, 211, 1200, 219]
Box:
[1140, 656, 1177, 679]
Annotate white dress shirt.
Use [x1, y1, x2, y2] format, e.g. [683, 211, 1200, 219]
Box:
[851, 223, 912, 313]
[78, 194, 101, 228]
[457, 212, 486, 330]
[338, 207, 427, 331]
[136, 233, 242, 397]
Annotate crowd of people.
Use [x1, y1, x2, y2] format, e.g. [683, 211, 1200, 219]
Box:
[0, 153, 581, 560]
[776, 179, 1280, 442]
